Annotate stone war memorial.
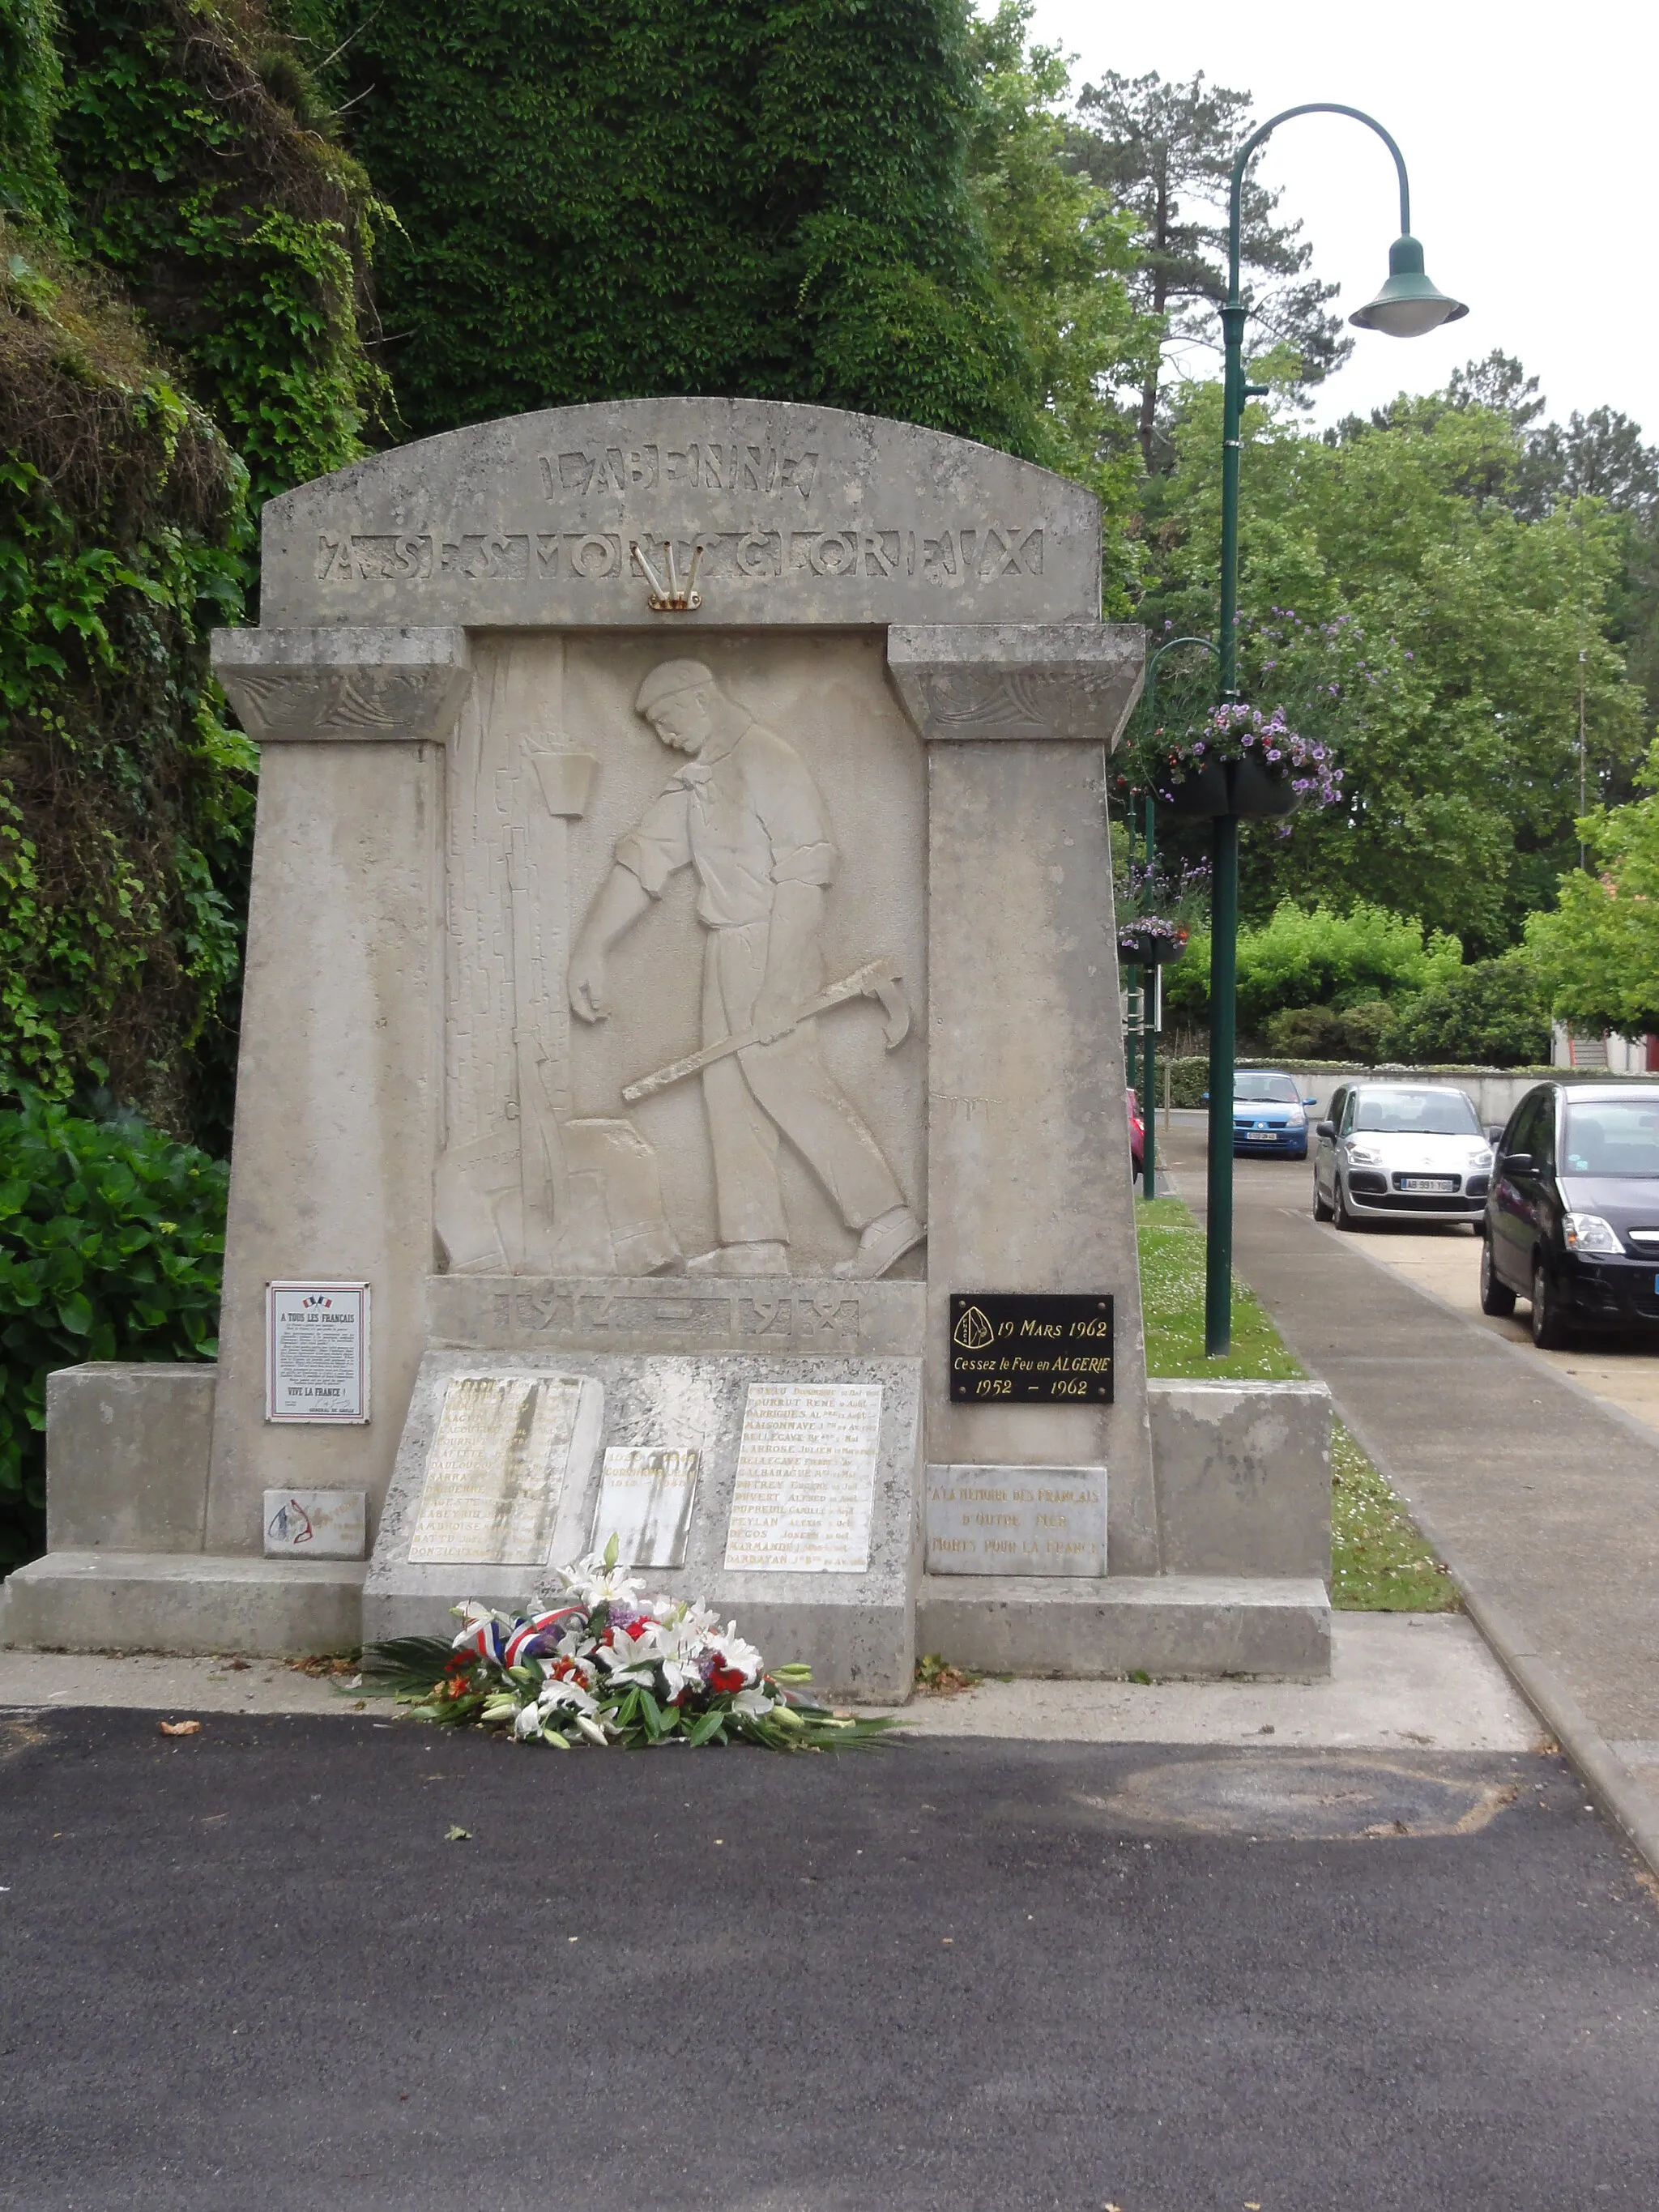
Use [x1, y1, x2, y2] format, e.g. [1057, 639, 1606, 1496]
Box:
[2, 399, 1332, 1694]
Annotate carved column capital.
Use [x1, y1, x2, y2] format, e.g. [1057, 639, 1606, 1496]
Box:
[886, 623, 1145, 748]
[211, 626, 472, 744]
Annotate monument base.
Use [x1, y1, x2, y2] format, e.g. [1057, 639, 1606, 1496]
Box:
[0, 1549, 366, 1657]
[3, 1360, 1337, 1689]
[915, 1572, 1331, 1681]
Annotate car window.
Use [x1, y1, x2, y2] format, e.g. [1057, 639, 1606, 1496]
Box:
[1562, 1097, 1659, 1176]
[1339, 1090, 1357, 1136]
[1533, 1093, 1557, 1170]
[1327, 1089, 1346, 1133]
[1350, 1089, 1480, 1136]
[1235, 1074, 1300, 1103]
[1508, 1093, 1545, 1159]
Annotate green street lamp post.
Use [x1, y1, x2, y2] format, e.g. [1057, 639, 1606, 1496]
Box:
[1203, 104, 1466, 1355]
[1133, 634, 1218, 1204]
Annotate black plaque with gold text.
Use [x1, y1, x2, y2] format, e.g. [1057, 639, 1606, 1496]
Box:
[948, 1293, 1115, 1404]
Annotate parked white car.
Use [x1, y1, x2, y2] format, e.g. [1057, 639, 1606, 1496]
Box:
[1312, 1081, 1493, 1230]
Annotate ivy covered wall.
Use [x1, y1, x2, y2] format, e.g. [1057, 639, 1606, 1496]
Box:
[0, 0, 385, 1145]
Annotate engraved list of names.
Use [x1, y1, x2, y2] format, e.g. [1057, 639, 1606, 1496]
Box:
[723, 1383, 883, 1575]
[407, 1373, 592, 1566]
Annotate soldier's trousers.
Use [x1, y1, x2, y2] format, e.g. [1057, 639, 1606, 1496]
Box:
[699, 922, 904, 1247]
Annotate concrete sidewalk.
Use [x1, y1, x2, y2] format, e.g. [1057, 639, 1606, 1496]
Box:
[0, 1613, 1541, 1751]
[1160, 1114, 1659, 1862]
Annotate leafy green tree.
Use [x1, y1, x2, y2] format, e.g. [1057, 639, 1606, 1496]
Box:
[1526, 749, 1659, 1037]
[1138, 377, 1648, 949]
[1066, 70, 1349, 467]
[326, 0, 1048, 456]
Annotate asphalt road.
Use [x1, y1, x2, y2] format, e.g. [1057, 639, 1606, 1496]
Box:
[5, 1711, 1659, 2212]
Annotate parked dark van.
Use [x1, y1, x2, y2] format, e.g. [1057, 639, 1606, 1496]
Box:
[1482, 1081, 1659, 1347]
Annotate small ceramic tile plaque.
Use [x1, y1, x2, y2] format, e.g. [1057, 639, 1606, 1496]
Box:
[407, 1373, 599, 1566]
[591, 1447, 699, 1570]
[262, 1488, 367, 1559]
[723, 1382, 882, 1574]
[266, 1282, 369, 1422]
[924, 1464, 1106, 1575]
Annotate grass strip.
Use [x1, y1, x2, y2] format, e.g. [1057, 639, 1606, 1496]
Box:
[1135, 1193, 1459, 1613]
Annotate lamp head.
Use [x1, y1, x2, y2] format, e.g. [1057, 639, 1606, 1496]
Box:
[1349, 233, 1468, 338]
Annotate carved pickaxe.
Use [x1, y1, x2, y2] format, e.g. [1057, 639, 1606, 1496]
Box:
[621, 955, 911, 1105]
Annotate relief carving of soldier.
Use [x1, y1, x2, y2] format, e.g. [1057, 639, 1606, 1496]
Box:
[569, 658, 923, 1279]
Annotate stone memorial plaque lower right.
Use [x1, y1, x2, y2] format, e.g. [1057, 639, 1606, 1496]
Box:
[723, 1382, 883, 1574]
[925, 1464, 1107, 1575]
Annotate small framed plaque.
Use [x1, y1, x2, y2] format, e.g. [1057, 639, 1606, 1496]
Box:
[592, 1447, 700, 1571]
[266, 1282, 370, 1423]
[949, 1292, 1114, 1404]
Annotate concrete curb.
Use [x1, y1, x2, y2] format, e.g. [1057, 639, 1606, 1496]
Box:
[1454, 1584, 1659, 1880]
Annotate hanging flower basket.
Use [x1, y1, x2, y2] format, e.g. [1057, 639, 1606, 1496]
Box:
[1165, 755, 1305, 820]
[1118, 922, 1188, 966]
[1164, 759, 1230, 819]
[1143, 702, 1337, 819]
[1230, 752, 1303, 819]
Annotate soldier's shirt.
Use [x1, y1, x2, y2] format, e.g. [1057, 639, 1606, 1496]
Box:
[616, 719, 838, 927]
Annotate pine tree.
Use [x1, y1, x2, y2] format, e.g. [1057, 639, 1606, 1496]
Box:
[1066, 70, 1350, 468]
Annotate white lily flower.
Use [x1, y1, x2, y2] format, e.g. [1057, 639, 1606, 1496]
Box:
[711, 1631, 766, 1686]
[538, 1678, 599, 1717]
[731, 1687, 774, 1717]
[557, 1546, 641, 1609]
[575, 1713, 609, 1748]
[514, 1701, 544, 1739]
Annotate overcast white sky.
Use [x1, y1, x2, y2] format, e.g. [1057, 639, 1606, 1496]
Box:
[1023, 0, 1656, 435]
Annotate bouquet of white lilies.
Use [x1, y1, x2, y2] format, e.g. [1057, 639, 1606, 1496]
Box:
[361, 1539, 897, 1752]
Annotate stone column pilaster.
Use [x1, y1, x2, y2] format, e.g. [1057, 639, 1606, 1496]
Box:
[888, 624, 1159, 1575]
[204, 628, 471, 1552]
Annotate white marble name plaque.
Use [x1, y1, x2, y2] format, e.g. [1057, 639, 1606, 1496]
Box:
[407, 1372, 600, 1566]
[592, 1447, 699, 1570]
[723, 1383, 883, 1575]
[924, 1464, 1107, 1575]
[266, 1282, 369, 1423]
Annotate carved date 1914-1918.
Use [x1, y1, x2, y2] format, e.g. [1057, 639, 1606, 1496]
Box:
[949, 1292, 1115, 1404]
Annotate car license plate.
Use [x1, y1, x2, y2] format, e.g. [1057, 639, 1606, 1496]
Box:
[1246, 1131, 1275, 1140]
[1399, 1175, 1455, 1193]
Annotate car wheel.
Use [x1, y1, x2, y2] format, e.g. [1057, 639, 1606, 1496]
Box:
[1530, 1255, 1568, 1349]
[1479, 1234, 1516, 1316]
[1312, 1176, 1334, 1223]
[1334, 1175, 1362, 1232]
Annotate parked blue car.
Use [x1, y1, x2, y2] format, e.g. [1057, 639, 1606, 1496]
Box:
[1230, 1069, 1318, 1158]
